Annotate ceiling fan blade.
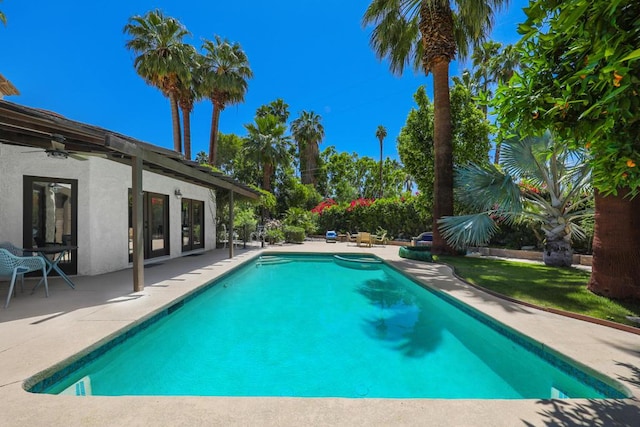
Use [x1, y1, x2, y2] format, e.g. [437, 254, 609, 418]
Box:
[69, 153, 89, 161]
[51, 140, 66, 151]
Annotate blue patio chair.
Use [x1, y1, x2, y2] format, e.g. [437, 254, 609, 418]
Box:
[0, 248, 49, 308]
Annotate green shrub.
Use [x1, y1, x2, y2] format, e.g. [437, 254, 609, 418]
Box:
[313, 195, 430, 239]
[284, 226, 305, 243]
[265, 229, 285, 244]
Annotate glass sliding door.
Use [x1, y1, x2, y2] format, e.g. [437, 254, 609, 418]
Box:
[23, 176, 78, 275]
[128, 190, 170, 260]
[181, 198, 204, 252]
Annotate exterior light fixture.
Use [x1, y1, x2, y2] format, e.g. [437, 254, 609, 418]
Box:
[175, 189, 183, 199]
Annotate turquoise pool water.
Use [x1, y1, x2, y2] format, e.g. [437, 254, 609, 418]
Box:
[31, 254, 626, 398]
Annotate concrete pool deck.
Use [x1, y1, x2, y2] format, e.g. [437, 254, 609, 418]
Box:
[0, 241, 638, 426]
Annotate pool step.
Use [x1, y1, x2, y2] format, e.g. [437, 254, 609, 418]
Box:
[257, 256, 292, 266]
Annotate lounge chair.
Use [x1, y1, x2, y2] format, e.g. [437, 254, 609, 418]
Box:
[411, 232, 433, 247]
[372, 232, 387, 246]
[325, 230, 337, 243]
[0, 248, 49, 308]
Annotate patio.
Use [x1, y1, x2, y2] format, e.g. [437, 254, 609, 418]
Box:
[1, 241, 638, 426]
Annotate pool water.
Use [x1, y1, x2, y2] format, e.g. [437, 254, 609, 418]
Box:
[34, 254, 626, 398]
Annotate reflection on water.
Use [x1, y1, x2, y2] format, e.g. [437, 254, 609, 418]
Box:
[358, 277, 444, 357]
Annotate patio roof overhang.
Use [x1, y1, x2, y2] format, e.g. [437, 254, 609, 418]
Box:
[0, 100, 260, 200]
[0, 99, 260, 291]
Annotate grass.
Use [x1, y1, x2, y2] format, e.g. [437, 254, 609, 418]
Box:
[435, 255, 640, 328]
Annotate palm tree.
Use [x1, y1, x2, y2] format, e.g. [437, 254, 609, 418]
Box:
[0, 4, 6, 26]
[471, 41, 502, 118]
[201, 35, 253, 166]
[244, 115, 291, 192]
[375, 125, 387, 198]
[290, 111, 325, 187]
[123, 9, 191, 154]
[176, 47, 202, 160]
[363, 0, 509, 255]
[256, 98, 290, 124]
[438, 132, 593, 267]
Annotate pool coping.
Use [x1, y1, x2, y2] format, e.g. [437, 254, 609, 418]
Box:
[1, 242, 639, 426]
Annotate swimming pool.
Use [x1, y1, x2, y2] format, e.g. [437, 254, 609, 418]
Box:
[27, 253, 628, 399]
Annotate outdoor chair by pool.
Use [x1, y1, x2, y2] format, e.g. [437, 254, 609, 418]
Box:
[356, 232, 372, 247]
[411, 232, 433, 247]
[372, 232, 387, 246]
[0, 248, 49, 308]
[325, 230, 338, 243]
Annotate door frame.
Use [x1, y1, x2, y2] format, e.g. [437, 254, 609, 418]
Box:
[23, 176, 78, 275]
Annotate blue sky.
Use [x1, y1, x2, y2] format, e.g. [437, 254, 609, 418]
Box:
[2, 0, 527, 162]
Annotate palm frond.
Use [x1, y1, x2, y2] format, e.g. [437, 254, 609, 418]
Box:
[455, 163, 522, 213]
[438, 213, 499, 249]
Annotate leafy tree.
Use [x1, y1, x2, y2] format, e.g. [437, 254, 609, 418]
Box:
[291, 111, 325, 187]
[493, 0, 640, 300]
[398, 83, 491, 211]
[216, 132, 244, 174]
[439, 132, 593, 267]
[123, 9, 191, 153]
[375, 125, 387, 197]
[363, 0, 509, 254]
[276, 178, 323, 214]
[201, 35, 253, 166]
[354, 156, 379, 199]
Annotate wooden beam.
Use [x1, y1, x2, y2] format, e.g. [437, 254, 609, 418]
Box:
[132, 154, 144, 292]
[106, 134, 258, 199]
[228, 190, 234, 259]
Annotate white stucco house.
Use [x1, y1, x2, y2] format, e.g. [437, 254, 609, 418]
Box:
[0, 100, 259, 289]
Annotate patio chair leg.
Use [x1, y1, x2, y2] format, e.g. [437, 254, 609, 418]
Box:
[42, 266, 49, 297]
[33, 266, 49, 298]
[5, 270, 18, 308]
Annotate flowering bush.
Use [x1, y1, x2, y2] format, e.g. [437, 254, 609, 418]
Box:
[346, 198, 374, 212]
[311, 199, 337, 215]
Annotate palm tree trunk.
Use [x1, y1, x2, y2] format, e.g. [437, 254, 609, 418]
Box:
[379, 138, 383, 198]
[588, 189, 640, 301]
[208, 103, 222, 165]
[170, 94, 182, 154]
[182, 107, 192, 160]
[494, 141, 502, 164]
[432, 59, 455, 255]
[307, 142, 319, 187]
[263, 162, 273, 192]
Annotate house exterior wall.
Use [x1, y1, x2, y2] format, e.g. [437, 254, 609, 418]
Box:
[0, 143, 216, 276]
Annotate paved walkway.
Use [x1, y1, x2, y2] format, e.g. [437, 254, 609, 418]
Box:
[0, 241, 638, 426]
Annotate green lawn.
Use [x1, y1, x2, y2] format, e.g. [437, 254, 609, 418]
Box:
[435, 256, 640, 328]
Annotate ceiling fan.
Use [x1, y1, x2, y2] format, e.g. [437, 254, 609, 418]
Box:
[44, 134, 89, 161]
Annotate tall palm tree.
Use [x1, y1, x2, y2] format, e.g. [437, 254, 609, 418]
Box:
[375, 125, 387, 197]
[471, 41, 502, 118]
[201, 35, 253, 166]
[256, 98, 290, 124]
[244, 115, 291, 192]
[438, 132, 593, 267]
[176, 47, 203, 160]
[363, 0, 509, 255]
[124, 9, 191, 154]
[291, 111, 325, 187]
[483, 43, 520, 164]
